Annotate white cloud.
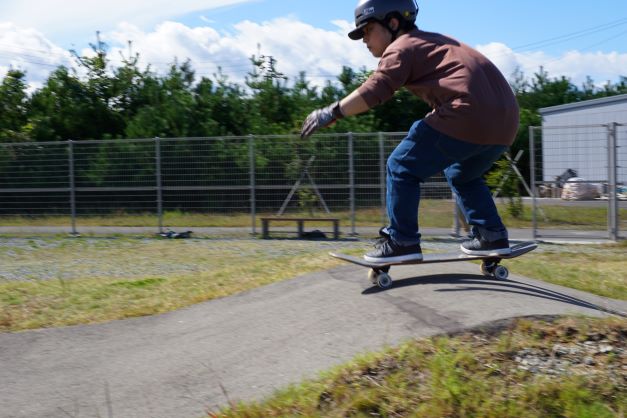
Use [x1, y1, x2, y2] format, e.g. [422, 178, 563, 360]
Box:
[101, 22, 627, 90]
[477, 42, 627, 87]
[0, 0, 256, 38]
[474, 42, 521, 79]
[0, 23, 73, 91]
[1, 18, 625, 93]
[544, 50, 627, 85]
[99, 18, 377, 88]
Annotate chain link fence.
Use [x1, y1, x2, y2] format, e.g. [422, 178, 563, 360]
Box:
[529, 123, 625, 240]
[0, 133, 455, 237]
[3, 127, 624, 241]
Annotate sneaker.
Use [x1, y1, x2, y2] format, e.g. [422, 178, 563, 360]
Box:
[364, 236, 423, 263]
[378, 226, 391, 238]
[461, 236, 511, 256]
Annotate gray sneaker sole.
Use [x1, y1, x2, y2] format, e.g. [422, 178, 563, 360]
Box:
[460, 246, 512, 256]
[363, 253, 424, 263]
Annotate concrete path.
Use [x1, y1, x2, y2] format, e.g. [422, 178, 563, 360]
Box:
[1, 262, 625, 418]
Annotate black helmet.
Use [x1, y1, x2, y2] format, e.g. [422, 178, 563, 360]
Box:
[348, 0, 418, 40]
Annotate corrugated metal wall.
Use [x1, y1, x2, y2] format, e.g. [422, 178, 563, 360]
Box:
[539, 96, 627, 184]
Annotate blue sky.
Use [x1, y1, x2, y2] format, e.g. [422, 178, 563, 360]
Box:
[182, 0, 627, 55]
[0, 0, 626, 89]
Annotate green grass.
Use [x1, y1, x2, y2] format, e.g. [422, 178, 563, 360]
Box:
[499, 204, 627, 230]
[0, 238, 366, 332]
[210, 316, 626, 417]
[471, 239, 627, 300]
[502, 242, 627, 299]
[0, 237, 625, 333]
[1, 201, 625, 230]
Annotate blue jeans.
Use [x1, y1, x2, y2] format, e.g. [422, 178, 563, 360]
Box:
[385, 120, 509, 245]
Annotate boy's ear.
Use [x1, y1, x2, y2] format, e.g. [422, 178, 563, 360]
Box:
[389, 17, 400, 31]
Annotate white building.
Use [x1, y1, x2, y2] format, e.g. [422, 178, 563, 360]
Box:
[538, 94, 627, 186]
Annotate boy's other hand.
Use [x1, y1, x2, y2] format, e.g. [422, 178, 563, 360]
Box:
[300, 101, 343, 139]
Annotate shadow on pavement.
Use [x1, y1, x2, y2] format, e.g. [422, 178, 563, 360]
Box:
[362, 274, 626, 317]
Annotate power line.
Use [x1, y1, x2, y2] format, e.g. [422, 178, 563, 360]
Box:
[530, 27, 627, 73]
[0, 52, 65, 68]
[578, 28, 627, 53]
[0, 47, 71, 62]
[0, 42, 70, 57]
[0, 41, 256, 68]
[481, 16, 627, 67]
[510, 17, 627, 52]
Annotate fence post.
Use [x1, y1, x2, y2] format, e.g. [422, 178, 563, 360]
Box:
[378, 132, 386, 226]
[249, 134, 257, 235]
[608, 123, 618, 241]
[529, 126, 538, 240]
[348, 132, 356, 235]
[68, 140, 78, 236]
[155, 137, 163, 234]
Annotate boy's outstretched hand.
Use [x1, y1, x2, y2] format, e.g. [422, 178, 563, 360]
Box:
[300, 101, 343, 139]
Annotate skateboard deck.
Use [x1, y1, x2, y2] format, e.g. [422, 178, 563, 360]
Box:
[330, 241, 537, 289]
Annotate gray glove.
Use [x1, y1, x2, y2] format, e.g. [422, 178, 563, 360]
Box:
[300, 101, 344, 139]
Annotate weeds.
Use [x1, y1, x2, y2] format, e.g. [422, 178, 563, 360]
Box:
[212, 317, 626, 417]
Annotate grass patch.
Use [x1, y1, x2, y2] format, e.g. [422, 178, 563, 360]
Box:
[0, 204, 452, 228]
[0, 238, 365, 332]
[1, 201, 625, 230]
[499, 204, 627, 230]
[488, 241, 627, 300]
[109, 277, 167, 289]
[0, 237, 625, 333]
[210, 316, 626, 417]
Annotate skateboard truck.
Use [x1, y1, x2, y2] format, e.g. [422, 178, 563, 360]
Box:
[331, 241, 537, 290]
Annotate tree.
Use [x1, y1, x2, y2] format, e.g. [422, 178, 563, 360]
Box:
[70, 32, 125, 138]
[0, 69, 30, 142]
[109, 41, 149, 129]
[28, 66, 91, 141]
[245, 52, 293, 134]
[205, 68, 253, 136]
[125, 60, 197, 138]
[486, 158, 523, 218]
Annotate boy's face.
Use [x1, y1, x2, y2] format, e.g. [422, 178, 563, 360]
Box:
[362, 21, 393, 58]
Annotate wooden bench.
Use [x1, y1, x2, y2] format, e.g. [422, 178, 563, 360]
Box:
[260, 217, 340, 239]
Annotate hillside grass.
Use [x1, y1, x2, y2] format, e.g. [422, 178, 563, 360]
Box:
[210, 316, 626, 418]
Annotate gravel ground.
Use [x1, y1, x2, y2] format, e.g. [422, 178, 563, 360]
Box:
[0, 236, 473, 283]
[513, 332, 626, 388]
[0, 234, 616, 283]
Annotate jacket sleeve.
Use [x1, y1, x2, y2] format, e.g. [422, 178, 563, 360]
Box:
[356, 47, 411, 107]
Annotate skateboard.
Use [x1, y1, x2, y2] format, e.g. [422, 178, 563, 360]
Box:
[330, 241, 537, 289]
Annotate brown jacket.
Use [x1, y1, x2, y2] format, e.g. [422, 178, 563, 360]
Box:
[357, 29, 519, 145]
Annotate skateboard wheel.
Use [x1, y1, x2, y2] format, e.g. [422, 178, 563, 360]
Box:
[377, 272, 393, 289]
[493, 265, 509, 280]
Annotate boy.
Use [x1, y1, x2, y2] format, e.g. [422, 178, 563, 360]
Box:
[301, 0, 519, 262]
